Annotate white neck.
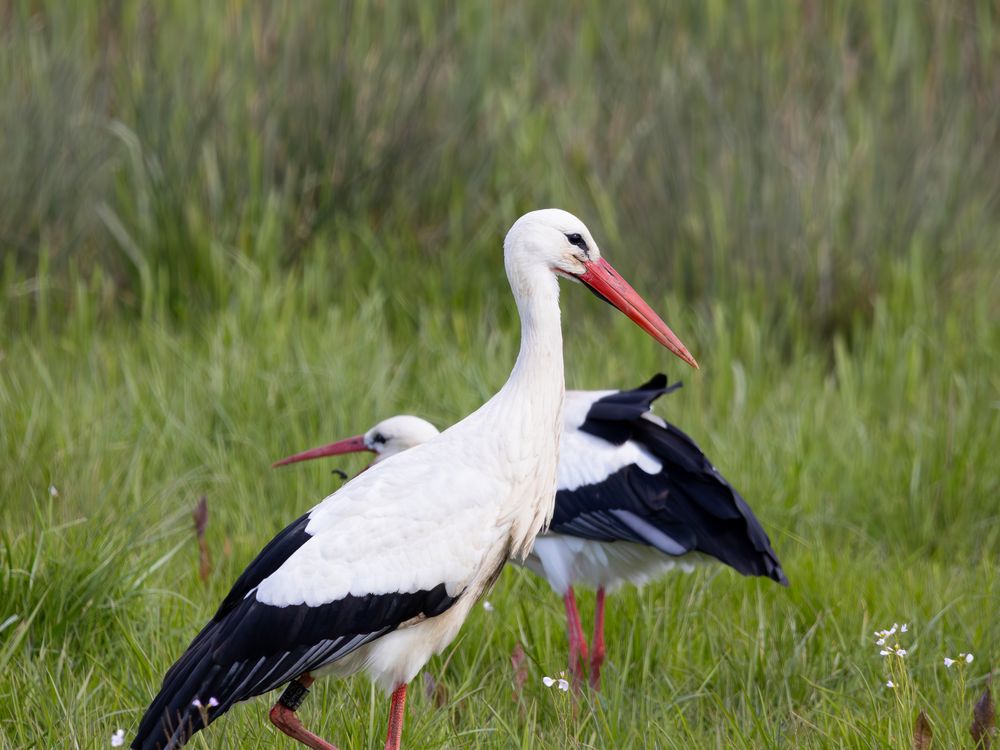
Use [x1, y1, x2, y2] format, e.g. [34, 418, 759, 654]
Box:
[483, 264, 564, 556]
[498, 266, 564, 414]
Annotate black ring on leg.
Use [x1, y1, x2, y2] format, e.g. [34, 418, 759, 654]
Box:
[278, 679, 310, 711]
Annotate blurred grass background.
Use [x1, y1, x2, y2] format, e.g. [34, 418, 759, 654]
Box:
[3, 1, 998, 334]
[1, 1, 999, 748]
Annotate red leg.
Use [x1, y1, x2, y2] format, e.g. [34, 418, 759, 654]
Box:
[384, 683, 408, 750]
[563, 587, 589, 686]
[589, 586, 607, 691]
[268, 674, 340, 750]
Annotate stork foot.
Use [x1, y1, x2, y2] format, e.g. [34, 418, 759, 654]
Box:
[269, 676, 339, 750]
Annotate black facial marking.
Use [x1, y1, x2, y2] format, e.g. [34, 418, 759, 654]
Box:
[565, 233, 588, 252]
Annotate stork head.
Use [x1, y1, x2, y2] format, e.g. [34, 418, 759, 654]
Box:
[272, 415, 440, 469]
[363, 416, 440, 462]
[505, 209, 698, 369]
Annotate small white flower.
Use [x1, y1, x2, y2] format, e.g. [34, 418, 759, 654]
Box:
[944, 657, 956, 668]
[876, 637, 886, 646]
[880, 649, 891, 657]
[482, 600, 494, 612]
[191, 698, 203, 708]
[895, 648, 907, 657]
[542, 676, 555, 687]
[111, 729, 125, 747]
[900, 624, 908, 633]
[49, 485, 59, 498]
[965, 653, 974, 663]
[208, 697, 220, 708]
[556, 678, 570, 692]
[886, 680, 895, 688]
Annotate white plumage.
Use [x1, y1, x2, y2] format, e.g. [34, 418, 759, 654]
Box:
[133, 209, 696, 750]
[526, 534, 695, 595]
[276, 375, 786, 692]
[556, 391, 664, 490]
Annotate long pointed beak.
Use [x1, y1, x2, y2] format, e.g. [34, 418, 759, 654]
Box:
[272, 434, 373, 468]
[578, 257, 699, 369]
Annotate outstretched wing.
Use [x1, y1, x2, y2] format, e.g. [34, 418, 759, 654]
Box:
[553, 374, 788, 585]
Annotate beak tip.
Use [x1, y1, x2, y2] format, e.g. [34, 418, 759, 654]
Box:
[581, 257, 699, 372]
[667, 341, 699, 370]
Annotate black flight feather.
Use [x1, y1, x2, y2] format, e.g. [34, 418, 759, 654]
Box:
[132, 508, 461, 750]
[552, 374, 788, 586]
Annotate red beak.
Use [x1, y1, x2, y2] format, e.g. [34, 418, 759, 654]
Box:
[578, 257, 698, 369]
[272, 434, 373, 468]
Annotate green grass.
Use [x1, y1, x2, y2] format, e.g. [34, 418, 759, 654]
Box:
[1, 252, 998, 748]
[2, 1, 1000, 748]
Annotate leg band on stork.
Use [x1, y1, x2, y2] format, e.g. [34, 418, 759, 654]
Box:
[278, 679, 311, 711]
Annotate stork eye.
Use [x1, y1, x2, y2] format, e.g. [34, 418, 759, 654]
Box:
[565, 233, 587, 250]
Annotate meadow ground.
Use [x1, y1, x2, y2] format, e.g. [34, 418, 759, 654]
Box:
[2, 2, 1000, 748]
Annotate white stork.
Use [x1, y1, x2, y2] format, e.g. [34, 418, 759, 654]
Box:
[131, 209, 697, 750]
[273, 374, 786, 692]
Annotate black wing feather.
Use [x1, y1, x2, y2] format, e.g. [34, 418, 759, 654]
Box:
[553, 374, 788, 585]
[157, 512, 313, 689]
[578, 373, 681, 445]
[214, 512, 313, 620]
[132, 510, 461, 750]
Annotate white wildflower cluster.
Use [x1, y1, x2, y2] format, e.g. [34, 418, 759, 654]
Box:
[110, 729, 125, 747]
[542, 672, 570, 692]
[874, 623, 909, 660]
[874, 623, 909, 687]
[192, 696, 220, 709]
[874, 622, 907, 646]
[943, 652, 974, 668]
